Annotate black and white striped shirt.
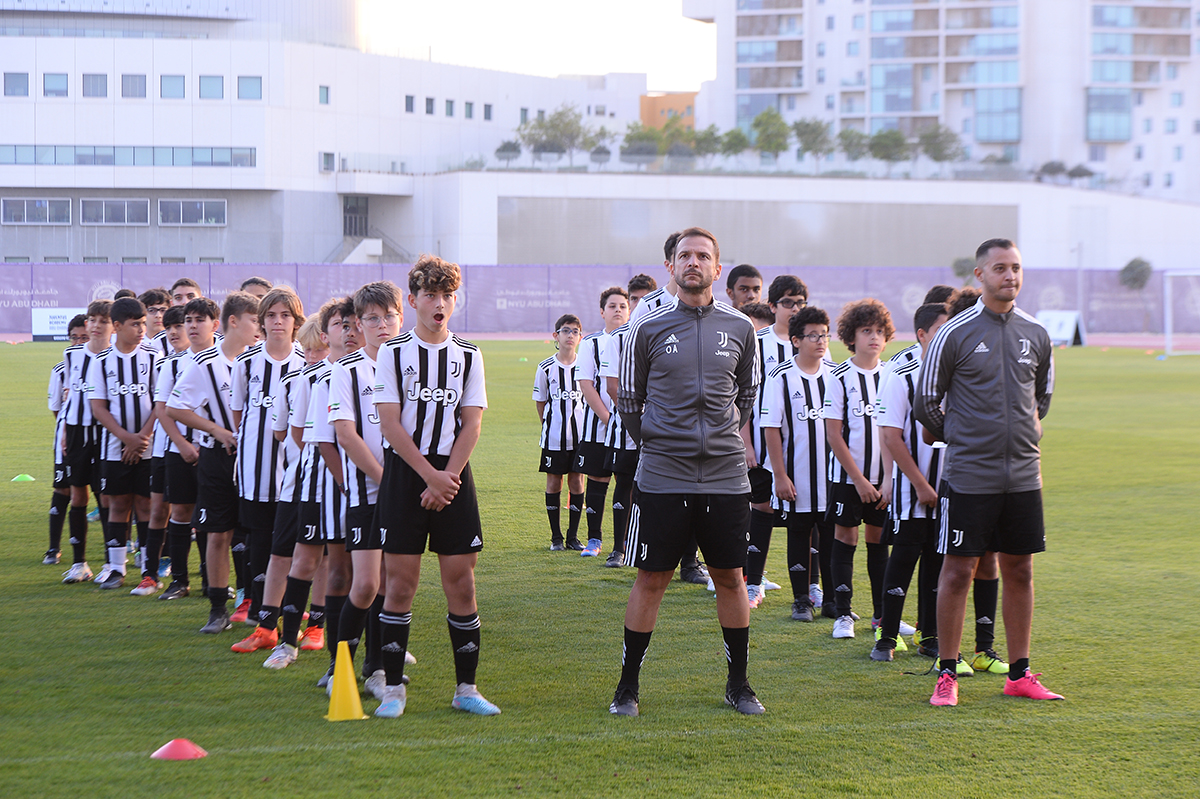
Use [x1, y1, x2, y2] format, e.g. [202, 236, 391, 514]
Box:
[374, 332, 487, 458]
[879, 356, 943, 521]
[155, 349, 200, 452]
[599, 324, 636, 451]
[149, 330, 173, 359]
[280, 359, 328, 505]
[328, 350, 382, 507]
[574, 332, 609, 444]
[533, 354, 582, 451]
[270, 368, 305, 504]
[760, 358, 830, 514]
[824, 358, 887, 486]
[61, 343, 106, 427]
[231, 342, 305, 503]
[49, 360, 68, 463]
[628, 286, 677, 322]
[167, 344, 239, 450]
[752, 326, 797, 464]
[86, 343, 160, 462]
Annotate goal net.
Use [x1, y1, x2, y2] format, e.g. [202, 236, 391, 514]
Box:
[1164, 270, 1200, 356]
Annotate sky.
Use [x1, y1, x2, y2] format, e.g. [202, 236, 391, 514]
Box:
[358, 0, 717, 93]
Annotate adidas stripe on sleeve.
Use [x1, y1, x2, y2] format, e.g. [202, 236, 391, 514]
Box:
[823, 359, 887, 486]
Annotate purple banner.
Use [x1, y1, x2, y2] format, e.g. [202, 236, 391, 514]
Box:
[0, 263, 1190, 337]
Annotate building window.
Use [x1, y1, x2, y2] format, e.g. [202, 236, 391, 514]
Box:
[826, 94, 835, 110]
[83, 257, 109, 263]
[1171, 92, 1183, 107]
[425, 97, 434, 115]
[1143, 172, 1152, 187]
[537, 109, 545, 121]
[199, 257, 224, 264]
[343, 195, 368, 237]
[1089, 144, 1106, 162]
[1165, 172, 1174, 187]
[1167, 64, 1179, 80]
[199, 76, 223, 99]
[446, 99, 454, 117]
[82, 74, 107, 98]
[464, 101, 473, 119]
[161, 75, 185, 99]
[405, 95, 414, 113]
[847, 41, 859, 57]
[44, 257, 69, 263]
[320, 86, 331, 105]
[158, 199, 227, 226]
[44, 73, 68, 97]
[161, 257, 186, 264]
[1144, 118, 1152, 133]
[321, 152, 335, 172]
[122, 74, 146, 98]
[1135, 145, 1143, 160]
[81, 199, 150, 226]
[1166, 118, 1177, 134]
[1174, 145, 1183, 161]
[1195, 120, 1200, 133]
[962, 117, 972, 134]
[817, 42, 826, 57]
[4, 73, 29, 96]
[826, 15, 835, 30]
[817, 69, 825, 84]
[122, 257, 147, 263]
[237, 76, 262, 100]
[1134, 91, 1143, 106]
[594, 104, 606, 116]
[786, 94, 796, 111]
[976, 87, 1022, 143]
[520, 107, 529, 124]
[1, 198, 72, 225]
[852, 14, 864, 30]
[484, 103, 493, 120]
[1087, 88, 1132, 142]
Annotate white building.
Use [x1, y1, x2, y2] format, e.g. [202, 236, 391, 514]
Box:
[0, 0, 644, 264]
[684, 0, 1200, 200]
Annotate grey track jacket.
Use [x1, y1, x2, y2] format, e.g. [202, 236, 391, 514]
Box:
[914, 298, 1054, 494]
[618, 298, 758, 494]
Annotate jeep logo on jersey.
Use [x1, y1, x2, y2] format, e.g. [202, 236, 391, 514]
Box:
[406, 383, 459, 405]
[795, 406, 823, 421]
[850, 402, 879, 418]
[550, 388, 581, 401]
[114, 383, 149, 396]
[249, 394, 274, 408]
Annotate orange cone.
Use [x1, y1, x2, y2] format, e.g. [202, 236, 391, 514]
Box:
[151, 739, 208, 760]
[325, 640, 368, 721]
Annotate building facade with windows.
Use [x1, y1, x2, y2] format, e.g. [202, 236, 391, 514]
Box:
[685, 0, 1200, 200]
[0, 0, 643, 264]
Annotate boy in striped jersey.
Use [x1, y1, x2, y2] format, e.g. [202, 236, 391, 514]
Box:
[761, 307, 834, 623]
[577, 287, 629, 566]
[229, 287, 306, 653]
[44, 315, 89, 565]
[60, 300, 113, 584]
[156, 298, 220, 601]
[170, 278, 202, 307]
[889, 286, 956, 368]
[327, 282, 403, 698]
[140, 288, 172, 357]
[824, 298, 895, 640]
[166, 291, 261, 634]
[371, 256, 497, 718]
[871, 302, 949, 662]
[534, 314, 586, 552]
[86, 298, 160, 590]
[743, 275, 807, 609]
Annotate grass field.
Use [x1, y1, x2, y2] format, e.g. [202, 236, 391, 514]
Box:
[2, 339, 1198, 798]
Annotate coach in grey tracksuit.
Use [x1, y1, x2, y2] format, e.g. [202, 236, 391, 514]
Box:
[607, 227, 766, 719]
[913, 237, 1064, 705]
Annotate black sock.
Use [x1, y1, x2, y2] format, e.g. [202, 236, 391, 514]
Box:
[145, 527, 165, 578]
[584, 479, 609, 540]
[97, 505, 109, 545]
[69, 505, 88, 564]
[447, 612, 481, 685]
[611, 472, 633, 552]
[135, 519, 148, 557]
[338, 599, 370, 663]
[195, 530, 208, 590]
[1009, 658, 1029, 680]
[248, 532, 271, 617]
[940, 658, 958, 675]
[619, 627, 652, 691]
[380, 610, 412, 686]
[831, 539, 856, 617]
[973, 577, 999, 653]
[722, 625, 750, 685]
[308, 603, 326, 629]
[280, 576, 313, 647]
[785, 517, 812, 601]
[324, 594, 347, 666]
[49, 492, 70, 552]
[745, 509, 774, 586]
[879, 543, 920, 644]
[918, 542, 942, 640]
[364, 594, 385, 677]
[818, 522, 834, 598]
[866, 541, 888, 621]
[231, 532, 247, 592]
[257, 605, 280, 632]
[567, 492, 585, 539]
[168, 520, 191, 583]
[208, 585, 229, 613]
[545, 492, 562, 543]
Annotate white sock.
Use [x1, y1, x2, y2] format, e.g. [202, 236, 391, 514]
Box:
[107, 546, 127, 574]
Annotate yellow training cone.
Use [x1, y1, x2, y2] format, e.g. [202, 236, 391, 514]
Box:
[325, 640, 367, 721]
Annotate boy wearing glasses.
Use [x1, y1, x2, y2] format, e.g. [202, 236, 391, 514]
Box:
[533, 314, 587, 552]
[742, 275, 808, 609]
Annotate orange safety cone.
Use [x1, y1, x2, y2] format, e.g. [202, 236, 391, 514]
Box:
[325, 640, 368, 721]
[151, 739, 208, 760]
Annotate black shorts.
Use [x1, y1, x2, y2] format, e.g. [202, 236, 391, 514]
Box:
[53, 456, 68, 490]
[321, 472, 347, 543]
[194, 446, 237, 533]
[298, 500, 323, 546]
[539, 448, 574, 476]
[782, 509, 824, 538]
[271, 500, 301, 556]
[889, 517, 937, 547]
[938, 486, 1046, 557]
[825, 482, 889, 528]
[64, 424, 101, 491]
[627, 491, 750, 572]
[376, 450, 483, 556]
[101, 458, 152, 497]
[748, 466, 773, 505]
[150, 456, 167, 495]
[573, 441, 612, 478]
[239, 498, 277, 534]
[346, 503, 383, 551]
[164, 451, 198, 505]
[605, 447, 639, 476]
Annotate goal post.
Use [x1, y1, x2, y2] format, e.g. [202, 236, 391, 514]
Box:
[1164, 270, 1200, 356]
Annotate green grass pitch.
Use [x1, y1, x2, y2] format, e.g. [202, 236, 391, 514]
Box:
[1, 340, 1197, 797]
